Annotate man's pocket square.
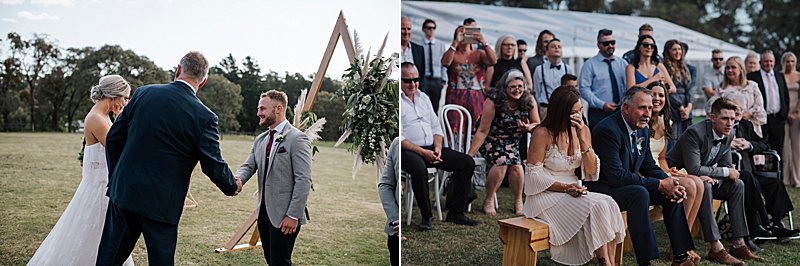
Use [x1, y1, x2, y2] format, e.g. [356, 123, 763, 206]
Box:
[277, 147, 287, 153]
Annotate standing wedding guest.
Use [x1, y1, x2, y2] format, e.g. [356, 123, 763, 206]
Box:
[97, 52, 241, 265]
[468, 69, 539, 216]
[747, 50, 790, 157]
[533, 38, 573, 121]
[667, 98, 761, 264]
[526, 30, 555, 78]
[587, 86, 698, 266]
[663, 40, 697, 140]
[522, 86, 625, 266]
[745, 52, 761, 74]
[781, 52, 800, 187]
[486, 35, 532, 89]
[516, 39, 528, 59]
[420, 18, 448, 113]
[401, 17, 426, 94]
[580, 29, 627, 129]
[623, 24, 662, 63]
[29, 75, 134, 266]
[646, 82, 704, 242]
[714, 56, 766, 136]
[702, 49, 726, 98]
[379, 137, 400, 266]
[624, 35, 675, 91]
[400, 62, 479, 231]
[441, 25, 497, 127]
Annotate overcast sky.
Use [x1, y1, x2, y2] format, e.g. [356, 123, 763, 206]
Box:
[0, 0, 399, 80]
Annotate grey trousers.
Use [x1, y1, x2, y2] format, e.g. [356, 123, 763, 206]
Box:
[698, 178, 749, 242]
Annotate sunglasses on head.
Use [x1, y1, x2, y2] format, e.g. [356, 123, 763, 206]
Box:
[712, 57, 724, 61]
[599, 40, 616, 47]
[641, 43, 656, 49]
[402, 78, 420, 84]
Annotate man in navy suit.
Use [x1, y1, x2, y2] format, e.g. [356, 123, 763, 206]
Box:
[587, 86, 697, 266]
[746, 50, 790, 157]
[97, 51, 242, 266]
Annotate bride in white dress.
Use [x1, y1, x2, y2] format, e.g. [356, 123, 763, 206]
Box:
[28, 75, 134, 266]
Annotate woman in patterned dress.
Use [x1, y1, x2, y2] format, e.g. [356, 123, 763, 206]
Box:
[468, 69, 539, 216]
[441, 25, 497, 128]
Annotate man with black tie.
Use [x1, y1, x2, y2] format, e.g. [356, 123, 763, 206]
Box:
[401, 16, 426, 94]
[747, 50, 790, 157]
[420, 18, 447, 113]
[579, 29, 627, 129]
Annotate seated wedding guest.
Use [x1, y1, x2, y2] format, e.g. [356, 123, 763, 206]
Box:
[526, 30, 555, 77]
[379, 137, 400, 266]
[663, 40, 697, 140]
[400, 62, 479, 231]
[666, 98, 760, 264]
[522, 85, 625, 266]
[729, 104, 799, 239]
[468, 69, 539, 216]
[703, 49, 726, 98]
[533, 38, 573, 121]
[441, 25, 497, 128]
[587, 86, 698, 266]
[714, 56, 767, 136]
[781, 52, 800, 187]
[745, 52, 760, 74]
[647, 81, 704, 238]
[486, 35, 532, 89]
[561, 73, 578, 88]
[625, 35, 676, 92]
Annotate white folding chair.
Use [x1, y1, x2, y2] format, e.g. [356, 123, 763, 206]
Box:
[437, 104, 496, 212]
[403, 168, 443, 226]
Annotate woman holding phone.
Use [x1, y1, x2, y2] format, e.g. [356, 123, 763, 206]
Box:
[468, 69, 539, 216]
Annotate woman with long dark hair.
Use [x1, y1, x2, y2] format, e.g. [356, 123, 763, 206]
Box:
[468, 69, 539, 216]
[625, 35, 675, 92]
[662, 39, 697, 140]
[522, 86, 625, 265]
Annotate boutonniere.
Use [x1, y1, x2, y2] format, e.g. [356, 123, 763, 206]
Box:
[636, 137, 645, 153]
[276, 134, 286, 143]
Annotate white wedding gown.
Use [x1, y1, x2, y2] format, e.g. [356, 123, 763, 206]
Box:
[28, 143, 134, 266]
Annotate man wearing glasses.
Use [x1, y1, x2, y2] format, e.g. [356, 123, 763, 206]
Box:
[420, 18, 448, 113]
[400, 62, 479, 232]
[579, 29, 628, 129]
[702, 49, 725, 98]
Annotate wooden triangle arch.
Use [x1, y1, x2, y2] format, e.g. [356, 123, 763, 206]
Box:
[215, 10, 357, 253]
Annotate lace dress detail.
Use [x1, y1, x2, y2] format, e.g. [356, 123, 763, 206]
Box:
[522, 145, 625, 265]
[27, 144, 134, 266]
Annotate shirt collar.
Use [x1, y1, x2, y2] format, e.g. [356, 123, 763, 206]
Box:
[401, 89, 420, 103]
[175, 79, 196, 94]
[760, 69, 773, 76]
[270, 119, 289, 134]
[622, 115, 636, 136]
[712, 127, 725, 140]
[422, 37, 436, 44]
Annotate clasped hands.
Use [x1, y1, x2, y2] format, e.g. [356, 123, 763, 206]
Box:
[233, 175, 242, 196]
[565, 183, 588, 198]
[419, 146, 443, 164]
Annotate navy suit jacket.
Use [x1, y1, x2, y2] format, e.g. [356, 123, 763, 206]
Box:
[410, 41, 427, 92]
[106, 81, 238, 225]
[747, 70, 790, 119]
[591, 112, 668, 191]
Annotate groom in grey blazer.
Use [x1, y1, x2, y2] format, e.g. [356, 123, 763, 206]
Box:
[236, 90, 312, 265]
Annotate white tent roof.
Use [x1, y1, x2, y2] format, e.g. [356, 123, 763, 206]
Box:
[402, 1, 751, 61]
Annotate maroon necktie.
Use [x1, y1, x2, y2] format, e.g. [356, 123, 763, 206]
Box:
[264, 129, 277, 166]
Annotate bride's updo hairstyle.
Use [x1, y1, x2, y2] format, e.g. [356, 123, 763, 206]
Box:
[90, 75, 131, 103]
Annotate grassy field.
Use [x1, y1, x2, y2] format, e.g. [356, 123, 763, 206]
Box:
[0, 133, 390, 265]
[402, 178, 800, 265]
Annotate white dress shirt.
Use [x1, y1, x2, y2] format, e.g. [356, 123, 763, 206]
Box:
[420, 37, 448, 82]
[401, 43, 414, 64]
[401, 90, 443, 146]
[533, 59, 572, 105]
[760, 69, 781, 114]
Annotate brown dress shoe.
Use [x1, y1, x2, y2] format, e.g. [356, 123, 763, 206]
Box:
[671, 258, 697, 266]
[730, 245, 763, 261]
[707, 248, 745, 266]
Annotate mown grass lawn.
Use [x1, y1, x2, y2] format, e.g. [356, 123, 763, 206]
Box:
[1, 132, 390, 265]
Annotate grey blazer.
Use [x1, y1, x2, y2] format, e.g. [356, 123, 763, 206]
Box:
[378, 137, 400, 235]
[666, 119, 733, 178]
[236, 123, 313, 227]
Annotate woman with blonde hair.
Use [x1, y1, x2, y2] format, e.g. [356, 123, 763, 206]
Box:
[714, 56, 767, 136]
[782, 52, 800, 187]
[745, 51, 760, 74]
[486, 35, 532, 89]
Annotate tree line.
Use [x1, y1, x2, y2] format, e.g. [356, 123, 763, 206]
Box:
[0, 32, 347, 141]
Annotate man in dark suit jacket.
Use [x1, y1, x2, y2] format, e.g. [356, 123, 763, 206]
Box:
[97, 51, 241, 266]
[588, 86, 697, 266]
[746, 50, 790, 157]
[401, 16, 427, 94]
[666, 98, 759, 263]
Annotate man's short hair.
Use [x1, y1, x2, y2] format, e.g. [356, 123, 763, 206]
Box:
[517, 39, 527, 46]
[761, 49, 775, 58]
[712, 49, 722, 54]
[422, 19, 436, 28]
[711, 97, 739, 115]
[639, 23, 653, 32]
[179, 51, 209, 83]
[463, 18, 476, 25]
[401, 61, 415, 69]
[560, 74, 578, 85]
[622, 86, 652, 105]
[597, 29, 613, 42]
[261, 90, 288, 107]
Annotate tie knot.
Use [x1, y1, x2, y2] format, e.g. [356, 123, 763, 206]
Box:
[713, 137, 727, 146]
[550, 64, 561, 70]
[604, 58, 613, 63]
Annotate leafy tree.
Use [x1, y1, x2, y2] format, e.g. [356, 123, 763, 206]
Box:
[310, 90, 346, 141]
[196, 74, 243, 132]
[5, 32, 61, 131]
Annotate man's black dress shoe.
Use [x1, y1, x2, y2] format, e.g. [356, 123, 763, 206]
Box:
[445, 212, 480, 226]
[419, 217, 432, 231]
[750, 225, 774, 238]
[746, 238, 763, 253]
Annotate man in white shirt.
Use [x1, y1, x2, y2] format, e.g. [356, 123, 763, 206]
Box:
[533, 38, 572, 120]
[420, 18, 448, 113]
[400, 62, 478, 231]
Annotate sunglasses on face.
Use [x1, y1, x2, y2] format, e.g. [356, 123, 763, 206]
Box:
[402, 78, 420, 84]
[518, 49, 527, 53]
[599, 40, 616, 47]
[712, 57, 724, 61]
[424, 25, 436, 30]
[641, 43, 656, 49]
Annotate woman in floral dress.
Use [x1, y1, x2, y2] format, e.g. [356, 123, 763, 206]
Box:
[441, 25, 497, 128]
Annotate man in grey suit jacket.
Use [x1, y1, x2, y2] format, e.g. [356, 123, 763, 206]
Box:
[236, 90, 312, 265]
[379, 137, 400, 266]
[667, 98, 761, 263]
